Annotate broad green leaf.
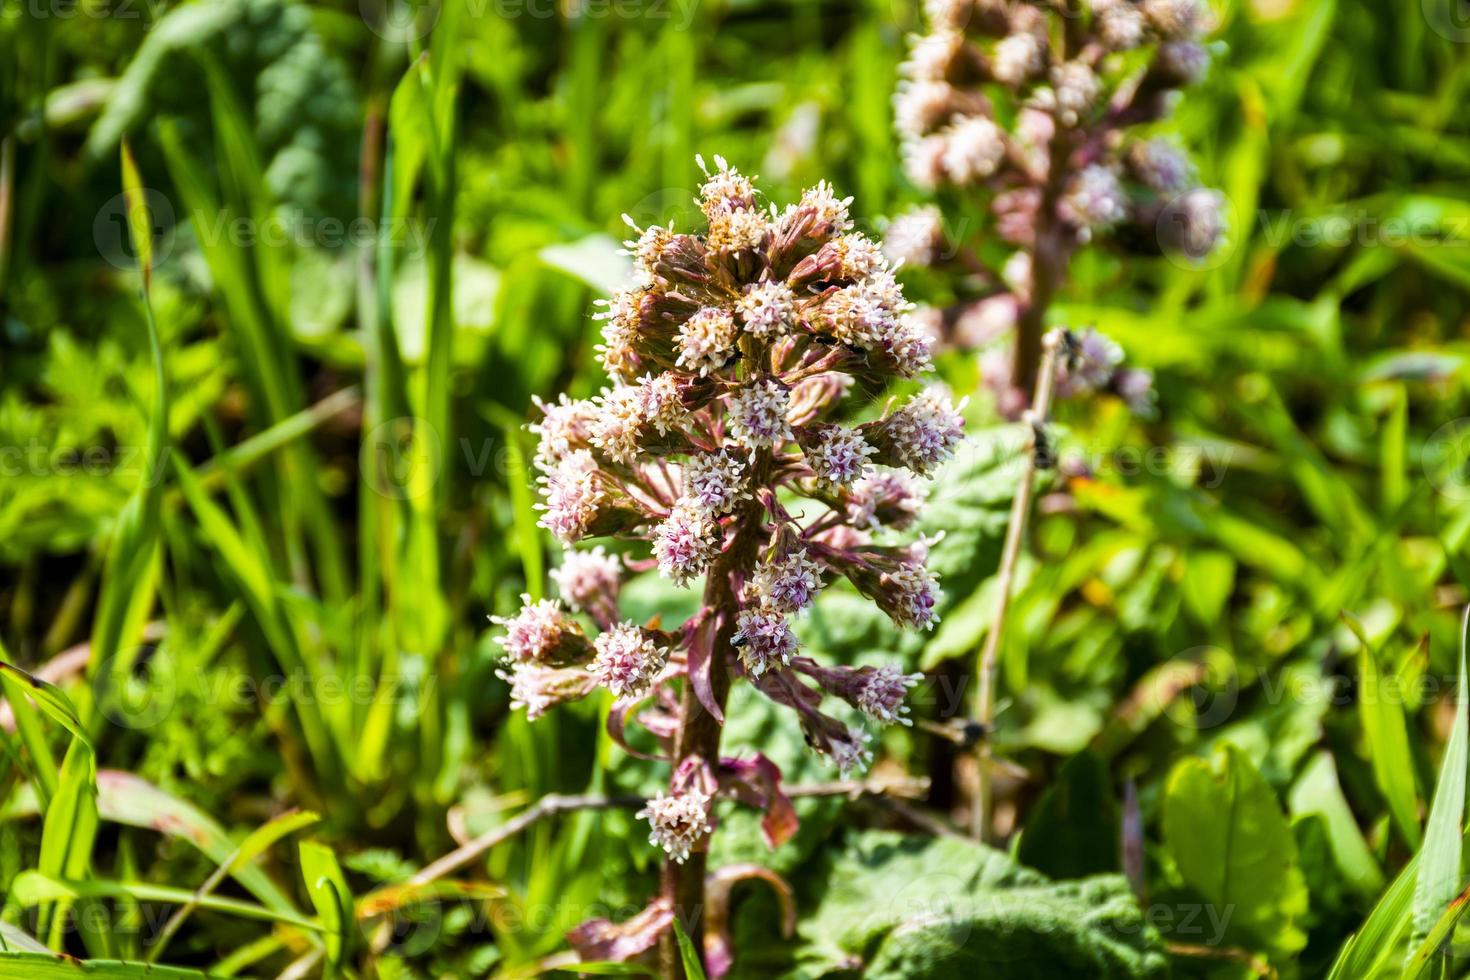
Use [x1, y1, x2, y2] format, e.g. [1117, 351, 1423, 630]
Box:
[1162, 745, 1308, 957]
[539, 235, 633, 295]
[798, 831, 1167, 978]
[1018, 750, 1120, 879]
[1288, 752, 1384, 898]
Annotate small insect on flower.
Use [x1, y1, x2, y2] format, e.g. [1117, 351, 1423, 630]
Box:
[1058, 327, 1125, 395]
[637, 788, 715, 864]
[732, 606, 799, 677]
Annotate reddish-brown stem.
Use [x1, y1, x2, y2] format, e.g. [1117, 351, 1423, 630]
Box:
[659, 450, 768, 977]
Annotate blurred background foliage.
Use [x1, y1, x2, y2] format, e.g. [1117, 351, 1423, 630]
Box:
[2, 0, 1470, 976]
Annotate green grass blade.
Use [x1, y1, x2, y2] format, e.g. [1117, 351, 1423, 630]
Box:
[1342, 611, 1422, 849]
[0, 953, 211, 978]
[672, 919, 708, 980]
[8, 872, 321, 933]
[1328, 849, 1421, 980]
[86, 142, 169, 729]
[1404, 881, 1470, 978]
[1408, 606, 1470, 965]
[299, 841, 354, 976]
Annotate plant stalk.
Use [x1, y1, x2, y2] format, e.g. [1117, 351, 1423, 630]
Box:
[972, 329, 1065, 841]
[659, 450, 767, 977]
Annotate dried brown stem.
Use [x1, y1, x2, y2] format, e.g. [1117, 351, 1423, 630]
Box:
[972, 329, 1066, 841]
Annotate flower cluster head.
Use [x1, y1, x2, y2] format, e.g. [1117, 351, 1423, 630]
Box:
[497, 158, 956, 879]
[888, 0, 1225, 406]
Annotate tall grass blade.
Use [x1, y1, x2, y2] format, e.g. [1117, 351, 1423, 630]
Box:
[1407, 605, 1470, 967]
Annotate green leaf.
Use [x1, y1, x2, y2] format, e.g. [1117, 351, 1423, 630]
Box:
[672, 920, 708, 980]
[1404, 881, 1470, 978]
[7, 873, 319, 932]
[1408, 607, 1470, 968]
[1343, 611, 1422, 849]
[1288, 752, 1384, 899]
[1327, 851, 1422, 979]
[1162, 745, 1308, 958]
[118, 141, 152, 292]
[0, 953, 212, 978]
[798, 832, 1167, 978]
[0, 923, 48, 954]
[539, 235, 633, 295]
[1018, 750, 1120, 879]
[299, 841, 354, 975]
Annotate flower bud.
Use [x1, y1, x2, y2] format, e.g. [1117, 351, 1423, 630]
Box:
[492, 596, 592, 666]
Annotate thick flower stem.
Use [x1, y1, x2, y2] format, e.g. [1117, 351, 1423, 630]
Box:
[660, 485, 764, 978]
[660, 646, 729, 977]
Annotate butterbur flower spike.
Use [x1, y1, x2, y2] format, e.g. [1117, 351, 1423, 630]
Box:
[890, 0, 1224, 411]
[495, 157, 957, 970]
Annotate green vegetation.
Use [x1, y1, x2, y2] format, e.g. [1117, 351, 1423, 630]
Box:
[2, 0, 1470, 976]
